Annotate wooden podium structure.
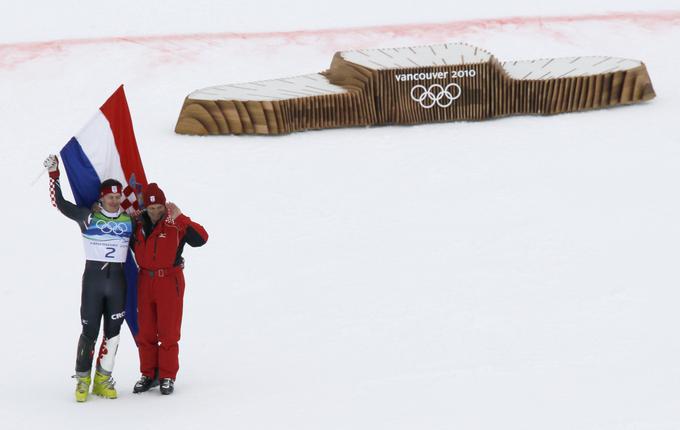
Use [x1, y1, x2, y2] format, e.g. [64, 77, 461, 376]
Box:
[175, 43, 655, 136]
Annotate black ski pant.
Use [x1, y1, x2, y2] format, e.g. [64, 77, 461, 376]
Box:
[75, 261, 127, 376]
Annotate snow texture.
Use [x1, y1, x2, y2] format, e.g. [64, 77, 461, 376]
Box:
[1, 2, 679, 430]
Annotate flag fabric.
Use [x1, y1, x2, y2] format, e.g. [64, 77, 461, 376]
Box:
[60, 85, 147, 337]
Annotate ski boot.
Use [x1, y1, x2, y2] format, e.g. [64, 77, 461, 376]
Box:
[160, 378, 175, 395]
[73, 374, 91, 402]
[92, 371, 117, 399]
[133, 373, 159, 393]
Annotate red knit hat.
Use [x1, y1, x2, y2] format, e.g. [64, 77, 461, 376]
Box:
[144, 183, 166, 206]
[99, 179, 123, 198]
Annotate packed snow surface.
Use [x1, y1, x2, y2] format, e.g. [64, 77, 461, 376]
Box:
[1, 2, 679, 429]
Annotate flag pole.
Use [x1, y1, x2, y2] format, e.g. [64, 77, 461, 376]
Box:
[30, 166, 47, 186]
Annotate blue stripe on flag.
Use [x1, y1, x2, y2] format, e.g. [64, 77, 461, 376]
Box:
[60, 137, 101, 208]
[124, 250, 139, 337]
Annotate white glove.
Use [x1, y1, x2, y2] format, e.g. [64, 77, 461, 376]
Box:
[43, 154, 58, 172]
[43, 154, 60, 179]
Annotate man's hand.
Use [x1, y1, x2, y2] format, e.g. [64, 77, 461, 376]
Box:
[166, 202, 182, 221]
[91, 202, 102, 213]
[128, 208, 143, 218]
[43, 154, 60, 179]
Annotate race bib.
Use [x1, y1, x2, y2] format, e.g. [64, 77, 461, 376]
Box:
[81, 213, 132, 262]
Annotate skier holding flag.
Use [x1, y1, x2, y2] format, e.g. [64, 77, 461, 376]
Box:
[42, 85, 149, 402]
[44, 155, 134, 402]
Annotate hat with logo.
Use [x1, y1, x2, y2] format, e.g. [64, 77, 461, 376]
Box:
[99, 179, 123, 198]
[144, 183, 166, 206]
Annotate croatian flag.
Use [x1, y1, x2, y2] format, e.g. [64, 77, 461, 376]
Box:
[60, 85, 147, 337]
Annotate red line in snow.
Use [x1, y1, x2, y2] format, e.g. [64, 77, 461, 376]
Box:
[1, 10, 678, 51]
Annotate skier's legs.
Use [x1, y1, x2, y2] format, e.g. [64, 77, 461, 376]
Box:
[76, 267, 105, 376]
[96, 265, 127, 375]
[156, 272, 184, 380]
[137, 274, 160, 378]
[75, 334, 96, 377]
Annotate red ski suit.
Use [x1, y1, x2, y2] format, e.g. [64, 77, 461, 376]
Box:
[132, 212, 208, 380]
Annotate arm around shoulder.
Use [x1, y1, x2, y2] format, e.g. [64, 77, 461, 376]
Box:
[175, 213, 209, 247]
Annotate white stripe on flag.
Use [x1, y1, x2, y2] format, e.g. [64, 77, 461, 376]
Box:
[75, 111, 127, 189]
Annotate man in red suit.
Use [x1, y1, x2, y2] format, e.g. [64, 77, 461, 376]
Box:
[131, 183, 208, 395]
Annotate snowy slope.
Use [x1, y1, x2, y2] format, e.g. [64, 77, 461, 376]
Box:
[1, 3, 680, 430]
[1, 0, 678, 43]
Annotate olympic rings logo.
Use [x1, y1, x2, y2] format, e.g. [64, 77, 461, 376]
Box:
[95, 219, 128, 236]
[410, 83, 462, 109]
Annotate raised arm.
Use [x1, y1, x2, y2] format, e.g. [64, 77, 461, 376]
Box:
[182, 217, 209, 247]
[44, 155, 91, 228]
[167, 202, 208, 247]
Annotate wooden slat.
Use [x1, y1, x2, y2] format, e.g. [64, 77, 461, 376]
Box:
[175, 47, 656, 136]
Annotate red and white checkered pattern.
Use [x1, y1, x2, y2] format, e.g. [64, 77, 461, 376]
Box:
[49, 178, 57, 208]
[120, 184, 141, 213]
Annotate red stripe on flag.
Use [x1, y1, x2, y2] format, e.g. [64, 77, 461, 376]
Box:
[99, 85, 148, 191]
